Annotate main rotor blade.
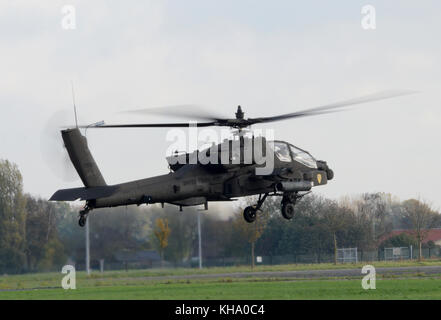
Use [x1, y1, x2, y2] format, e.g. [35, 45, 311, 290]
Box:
[121, 104, 227, 122]
[250, 90, 417, 124]
[82, 90, 417, 129]
[80, 121, 218, 129]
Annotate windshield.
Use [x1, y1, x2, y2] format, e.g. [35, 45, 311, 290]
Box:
[273, 142, 292, 162]
[289, 144, 317, 168]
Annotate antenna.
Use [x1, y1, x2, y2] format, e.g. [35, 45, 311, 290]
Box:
[71, 81, 79, 128]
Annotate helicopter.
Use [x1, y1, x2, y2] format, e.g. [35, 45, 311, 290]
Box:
[49, 90, 414, 227]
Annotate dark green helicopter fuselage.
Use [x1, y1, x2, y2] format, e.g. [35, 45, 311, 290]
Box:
[50, 128, 333, 225]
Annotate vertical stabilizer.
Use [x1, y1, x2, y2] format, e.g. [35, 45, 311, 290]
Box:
[62, 128, 106, 187]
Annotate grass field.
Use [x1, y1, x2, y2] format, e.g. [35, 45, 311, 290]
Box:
[1, 260, 441, 300]
[2, 278, 441, 300]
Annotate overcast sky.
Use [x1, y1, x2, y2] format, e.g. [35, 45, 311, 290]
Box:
[1, 1, 440, 210]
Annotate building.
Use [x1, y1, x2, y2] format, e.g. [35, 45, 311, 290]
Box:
[381, 228, 441, 246]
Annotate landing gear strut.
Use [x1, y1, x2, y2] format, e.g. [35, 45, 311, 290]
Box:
[78, 205, 91, 227]
[243, 193, 268, 223]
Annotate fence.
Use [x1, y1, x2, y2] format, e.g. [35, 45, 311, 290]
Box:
[384, 247, 410, 260]
[15, 246, 441, 274]
[337, 248, 358, 263]
[87, 248, 441, 270]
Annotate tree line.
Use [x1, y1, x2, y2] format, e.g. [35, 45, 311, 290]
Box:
[0, 159, 439, 274]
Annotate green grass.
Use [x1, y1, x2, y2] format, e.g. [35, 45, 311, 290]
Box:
[1, 259, 440, 291]
[1, 260, 441, 299]
[2, 278, 441, 300]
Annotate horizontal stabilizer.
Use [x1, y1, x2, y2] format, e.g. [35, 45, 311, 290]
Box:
[49, 186, 118, 201]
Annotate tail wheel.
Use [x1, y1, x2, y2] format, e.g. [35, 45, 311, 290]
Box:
[78, 209, 89, 227]
[243, 206, 257, 223]
[281, 202, 295, 220]
[78, 215, 87, 227]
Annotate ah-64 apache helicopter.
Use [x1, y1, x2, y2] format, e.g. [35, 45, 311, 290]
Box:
[49, 91, 414, 227]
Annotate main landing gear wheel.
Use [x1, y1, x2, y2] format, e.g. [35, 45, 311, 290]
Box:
[281, 202, 295, 220]
[242, 193, 269, 223]
[243, 206, 257, 223]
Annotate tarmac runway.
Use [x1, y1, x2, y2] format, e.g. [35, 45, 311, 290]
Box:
[142, 265, 441, 281]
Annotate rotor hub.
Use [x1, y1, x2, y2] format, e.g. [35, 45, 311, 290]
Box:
[235, 105, 244, 120]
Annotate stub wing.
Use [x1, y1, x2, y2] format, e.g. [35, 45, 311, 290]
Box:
[50, 186, 118, 201]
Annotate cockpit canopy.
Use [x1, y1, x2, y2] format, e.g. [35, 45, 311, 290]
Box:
[166, 137, 317, 171]
[271, 141, 317, 169]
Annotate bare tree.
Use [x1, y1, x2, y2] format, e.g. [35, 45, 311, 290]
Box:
[402, 199, 438, 261]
